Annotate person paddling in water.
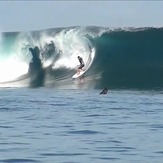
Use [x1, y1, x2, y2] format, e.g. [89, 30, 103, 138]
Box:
[77, 56, 85, 74]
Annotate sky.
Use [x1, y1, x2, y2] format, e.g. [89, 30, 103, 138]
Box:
[0, 1, 163, 32]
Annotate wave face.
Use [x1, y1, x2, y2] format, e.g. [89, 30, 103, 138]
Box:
[0, 26, 163, 89]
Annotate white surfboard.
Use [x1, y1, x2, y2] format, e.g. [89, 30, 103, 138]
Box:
[72, 69, 86, 79]
[72, 49, 95, 79]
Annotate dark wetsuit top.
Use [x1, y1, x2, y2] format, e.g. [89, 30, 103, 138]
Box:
[78, 57, 85, 69]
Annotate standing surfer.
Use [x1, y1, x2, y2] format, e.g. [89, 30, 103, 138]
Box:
[77, 56, 85, 74]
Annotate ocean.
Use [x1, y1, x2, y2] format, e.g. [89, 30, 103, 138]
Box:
[0, 26, 163, 162]
[0, 88, 163, 163]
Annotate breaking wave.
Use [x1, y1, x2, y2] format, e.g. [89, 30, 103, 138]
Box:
[0, 26, 163, 89]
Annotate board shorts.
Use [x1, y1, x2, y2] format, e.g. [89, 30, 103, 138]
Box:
[78, 64, 84, 69]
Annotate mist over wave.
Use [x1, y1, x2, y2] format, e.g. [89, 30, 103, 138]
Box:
[0, 26, 163, 89]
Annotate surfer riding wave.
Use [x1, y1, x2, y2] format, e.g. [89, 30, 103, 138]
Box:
[77, 56, 85, 74]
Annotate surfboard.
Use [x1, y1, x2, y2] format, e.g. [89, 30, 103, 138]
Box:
[72, 69, 85, 79]
[72, 49, 94, 79]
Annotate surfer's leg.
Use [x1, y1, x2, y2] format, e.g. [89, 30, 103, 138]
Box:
[77, 65, 82, 74]
[77, 68, 80, 75]
[81, 64, 85, 71]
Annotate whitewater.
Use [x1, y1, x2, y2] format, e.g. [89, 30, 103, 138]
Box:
[0, 27, 97, 88]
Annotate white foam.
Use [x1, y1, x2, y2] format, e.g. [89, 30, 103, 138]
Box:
[0, 27, 97, 83]
[0, 56, 28, 83]
[48, 28, 95, 69]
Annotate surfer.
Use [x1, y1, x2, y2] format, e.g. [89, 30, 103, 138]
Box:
[77, 56, 85, 74]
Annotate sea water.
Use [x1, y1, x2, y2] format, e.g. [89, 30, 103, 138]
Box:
[0, 88, 163, 163]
